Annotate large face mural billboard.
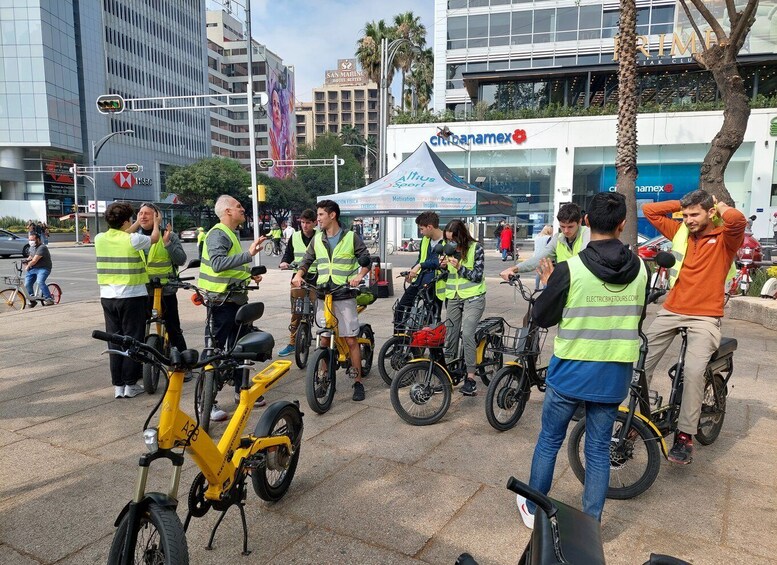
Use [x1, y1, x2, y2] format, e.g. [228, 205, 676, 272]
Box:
[267, 64, 296, 179]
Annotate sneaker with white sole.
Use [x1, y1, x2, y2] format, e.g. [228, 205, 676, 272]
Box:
[234, 393, 266, 407]
[123, 383, 144, 398]
[516, 494, 535, 529]
[114, 386, 125, 399]
[209, 403, 228, 422]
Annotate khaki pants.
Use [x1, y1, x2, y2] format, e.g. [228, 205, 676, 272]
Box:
[644, 309, 722, 435]
[288, 288, 317, 345]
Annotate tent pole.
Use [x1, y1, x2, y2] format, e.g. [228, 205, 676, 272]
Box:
[334, 154, 339, 194]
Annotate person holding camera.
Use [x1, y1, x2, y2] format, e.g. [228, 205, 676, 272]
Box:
[441, 219, 486, 396]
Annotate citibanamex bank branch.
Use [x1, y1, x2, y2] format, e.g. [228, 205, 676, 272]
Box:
[386, 109, 777, 240]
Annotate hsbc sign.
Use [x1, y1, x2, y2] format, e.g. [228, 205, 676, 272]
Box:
[113, 172, 152, 189]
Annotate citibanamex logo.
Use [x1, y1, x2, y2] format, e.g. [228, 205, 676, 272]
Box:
[608, 183, 674, 194]
[512, 129, 527, 144]
[113, 172, 136, 189]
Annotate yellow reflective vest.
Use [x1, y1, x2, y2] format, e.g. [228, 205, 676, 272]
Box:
[292, 231, 316, 274]
[198, 224, 250, 293]
[95, 229, 149, 287]
[445, 243, 486, 299]
[555, 225, 589, 263]
[418, 235, 446, 300]
[313, 230, 356, 286]
[143, 239, 173, 284]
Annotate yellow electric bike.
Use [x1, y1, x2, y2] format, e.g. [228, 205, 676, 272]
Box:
[93, 313, 302, 564]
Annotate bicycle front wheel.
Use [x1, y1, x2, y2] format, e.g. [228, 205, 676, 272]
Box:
[142, 334, 165, 394]
[294, 321, 312, 369]
[485, 365, 531, 431]
[197, 369, 217, 434]
[107, 502, 189, 564]
[47, 283, 62, 304]
[252, 404, 304, 501]
[306, 348, 336, 414]
[0, 288, 26, 311]
[358, 324, 374, 377]
[390, 361, 451, 426]
[378, 335, 413, 386]
[567, 411, 661, 500]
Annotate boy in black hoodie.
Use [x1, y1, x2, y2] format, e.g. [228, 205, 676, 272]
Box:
[516, 192, 649, 528]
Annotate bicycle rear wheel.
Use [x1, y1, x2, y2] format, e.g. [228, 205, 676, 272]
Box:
[357, 324, 374, 377]
[306, 348, 336, 414]
[294, 321, 312, 369]
[378, 335, 413, 386]
[142, 334, 165, 394]
[47, 283, 62, 304]
[252, 404, 304, 501]
[0, 288, 25, 311]
[108, 502, 189, 564]
[696, 373, 727, 445]
[197, 369, 218, 434]
[567, 411, 661, 500]
[390, 361, 451, 426]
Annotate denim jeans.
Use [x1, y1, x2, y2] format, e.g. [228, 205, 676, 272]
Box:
[527, 386, 619, 521]
[25, 267, 51, 299]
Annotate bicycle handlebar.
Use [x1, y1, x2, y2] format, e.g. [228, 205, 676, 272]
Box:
[506, 476, 558, 519]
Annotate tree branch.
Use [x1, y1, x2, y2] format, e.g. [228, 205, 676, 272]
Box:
[688, 0, 729, 43]
[679, 0, 710, 55]
[725, 0, 737, 25]
[730, 0, 759, 51]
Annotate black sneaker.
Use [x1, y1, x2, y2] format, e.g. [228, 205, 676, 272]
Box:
[460, 378, 477, 396]
[352, 381, 365, 401]
[667, 432, 694, 465]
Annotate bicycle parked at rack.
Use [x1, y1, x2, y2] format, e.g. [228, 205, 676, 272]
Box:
[303, 258, 376, 414]
[92, 326, 301, 564]
[389, 315, 504, 426]
[455, 477, 689, 565]
[567, 252, 736, 499]
[377, 267, 443, 385]
[485, 274, 549, 431]
[0, 260, 61, 311]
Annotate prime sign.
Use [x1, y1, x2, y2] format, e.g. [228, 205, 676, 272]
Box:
[430, 128, 527, 147]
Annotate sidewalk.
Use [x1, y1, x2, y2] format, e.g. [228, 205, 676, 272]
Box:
[1, 269, 776, 564]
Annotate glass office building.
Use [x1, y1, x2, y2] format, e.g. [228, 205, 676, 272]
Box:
[383, 0, 777, 240]
[0, 0, 210, 220]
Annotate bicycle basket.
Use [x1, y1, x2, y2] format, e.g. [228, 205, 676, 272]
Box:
[356, 291, 376, 307]
[393, 301, 437, 333]
[3, 276, 22, 286]
[410, 323, 447, 348]
[498, 322, 548, 357]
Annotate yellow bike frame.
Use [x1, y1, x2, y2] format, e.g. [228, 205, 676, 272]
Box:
[152, 359, 293, 502]
[148, 285, 166, 346]
[320, 293, 370, 365]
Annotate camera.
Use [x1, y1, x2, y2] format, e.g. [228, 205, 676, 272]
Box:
[442, 241, 460, 260]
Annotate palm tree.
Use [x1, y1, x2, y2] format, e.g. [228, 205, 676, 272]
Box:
[355, 20, 396, 86]
[393, 12, 427, 111]
[339, 124, 366, 147]
[405, 47, 434, 113]
[615, 0, 639, 247]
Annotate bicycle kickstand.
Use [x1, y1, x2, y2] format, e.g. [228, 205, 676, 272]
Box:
[205, 501, 251, 556]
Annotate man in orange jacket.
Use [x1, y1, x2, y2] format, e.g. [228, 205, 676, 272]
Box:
[641, 189, 745, 464]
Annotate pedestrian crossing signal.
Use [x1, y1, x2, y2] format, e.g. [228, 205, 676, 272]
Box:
[96, 94, 125, 114]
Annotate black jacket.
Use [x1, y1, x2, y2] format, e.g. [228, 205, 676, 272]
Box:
[532, 239, 649, 328]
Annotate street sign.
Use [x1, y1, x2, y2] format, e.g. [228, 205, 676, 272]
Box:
[258, 159, 274, 168]
[125, 163, 140, 173]
[96, 94, 125, 114]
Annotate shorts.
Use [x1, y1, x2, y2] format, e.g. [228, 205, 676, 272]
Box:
[316, 297, 360, 337]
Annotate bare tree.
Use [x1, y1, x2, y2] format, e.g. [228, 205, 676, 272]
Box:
[616, 0, 639, 247]
[679, 0, 759, 205]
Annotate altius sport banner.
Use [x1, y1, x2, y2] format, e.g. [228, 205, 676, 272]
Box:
[322, 143, 514, 217]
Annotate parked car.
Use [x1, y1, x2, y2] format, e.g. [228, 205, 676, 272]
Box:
[179, 228, 199, 242]
[638, 232, 762, 263]
[0, 229, 30, 258]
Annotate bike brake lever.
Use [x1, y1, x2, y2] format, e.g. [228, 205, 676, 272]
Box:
[101, 348, 131, 358]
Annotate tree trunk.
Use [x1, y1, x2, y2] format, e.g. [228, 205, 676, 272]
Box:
[697, 46, 747, 206]
[615, 0, 639, 248]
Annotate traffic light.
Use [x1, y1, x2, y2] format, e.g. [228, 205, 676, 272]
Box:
[258, 158, 274, 169]
[125, 163, 140, 173]
[96, 94, 125, 114]
[257, 184, 266, 202]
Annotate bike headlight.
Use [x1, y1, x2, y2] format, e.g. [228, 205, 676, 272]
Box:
[143, 428, 159, 453]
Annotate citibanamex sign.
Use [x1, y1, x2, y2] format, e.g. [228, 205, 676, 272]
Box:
[113, 172, 152, 189]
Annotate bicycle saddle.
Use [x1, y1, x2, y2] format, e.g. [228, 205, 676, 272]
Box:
[709, 337, 737, 361]
[235, 302, 264, 325]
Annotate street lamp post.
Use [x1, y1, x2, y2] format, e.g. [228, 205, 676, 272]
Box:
[343, 143, 377, 186]
[91, 129, 134, 234]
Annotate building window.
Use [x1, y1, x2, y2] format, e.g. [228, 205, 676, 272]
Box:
[468, 14, 489, 48]
[447, 16, 467, 49]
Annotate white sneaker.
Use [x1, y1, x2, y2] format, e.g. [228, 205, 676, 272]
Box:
[123, 383, 145, 398]
[114, 386, 125, 399]
[210, 403, 228, 422]
[516, 494, 535, 529]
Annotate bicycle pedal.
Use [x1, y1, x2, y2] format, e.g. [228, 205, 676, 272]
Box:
[244, 454, 266, 470]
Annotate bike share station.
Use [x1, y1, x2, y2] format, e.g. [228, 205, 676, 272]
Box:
[321, 142, 515, 298]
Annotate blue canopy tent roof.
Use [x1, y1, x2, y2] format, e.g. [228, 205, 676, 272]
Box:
[320, 142, 514, 216]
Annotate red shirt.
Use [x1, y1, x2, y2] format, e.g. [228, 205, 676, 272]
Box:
[642, 200, 746, 317]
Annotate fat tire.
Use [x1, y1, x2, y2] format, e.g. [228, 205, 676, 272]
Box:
[107, 502, 189, 564]
[358, 324, 374, 377]
[306, 348, 336, 414]
[142, 335, 165, 394]
[0, 289, 26, 311]
[567, 411, 661, 500]
[390, 361, 451, 426]
[695, 373, 727, 445]
[251, 404, 303, 501]
[294, 322, 312, 369]
[485, 365, 531, 431]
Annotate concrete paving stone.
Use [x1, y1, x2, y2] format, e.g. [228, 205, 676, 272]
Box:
[54, 532, 116, 565]
[724, 478, 777, 560]
[308, 405, 463, 465]
[285, 456, 479, 557]
[0, 355, 103, 388]
[0, 366, 108, 409]
[691, 433, 775, 487]
[417, 484, 527, 565]
[266, 527, 427, 565]
[0, 544, 41, 565]
[273, 443, 362, 505]
[599, 516, 647, 564]
[728, 374, 777, 404]
[744, 402, 777, 444]
[0, 428, 25, 448]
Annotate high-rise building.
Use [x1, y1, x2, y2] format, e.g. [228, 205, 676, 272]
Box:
[0, 0, 211, 222]
[295, 102, 314, 148]
[206, 9, 296, 179]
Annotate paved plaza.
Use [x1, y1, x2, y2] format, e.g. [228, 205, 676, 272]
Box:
[1, 266, 776, 564]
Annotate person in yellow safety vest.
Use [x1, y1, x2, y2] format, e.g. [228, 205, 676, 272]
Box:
[500, 202, 591, 281]
[95, 202, 160, 400]
[396, 211, 446, 330]
[199, 195, 268, 421]
[292, 199, 371, 401]
[517, 192, 649, 528]
[441, 219, 487, 397]
[270, 224, 283, 255]
[196, 226, 206, 258]
[278, 209, 318, 357]
[137, 203, 188, 355]
[641, 190, 745, 465]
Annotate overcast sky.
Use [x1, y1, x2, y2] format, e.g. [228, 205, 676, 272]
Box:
[208, 0, 436, 103]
